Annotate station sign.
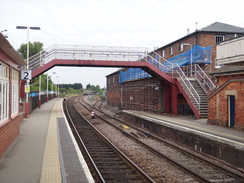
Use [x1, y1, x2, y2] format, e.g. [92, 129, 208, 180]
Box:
[21, 69, 32, 80]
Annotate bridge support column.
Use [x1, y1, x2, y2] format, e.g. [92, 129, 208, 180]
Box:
[38, 99, 41, 108]
[172, 84, 178, 115]
[25, 102, 29, 118]
[164, 84, 171, 113]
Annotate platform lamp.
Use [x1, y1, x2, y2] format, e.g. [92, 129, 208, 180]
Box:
[52, 72, 56, 98]
[38, 52, 42, 108]
[181, 43, 193, 77]
[56, 76, 59, 97]
[16, 26, 41, 118]
[46, 72, 49, 102]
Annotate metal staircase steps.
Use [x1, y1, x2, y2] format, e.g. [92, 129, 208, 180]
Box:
[189, 80, 208, 118]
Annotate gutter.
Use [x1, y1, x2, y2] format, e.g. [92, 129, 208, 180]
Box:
[208, 79, 244, 99]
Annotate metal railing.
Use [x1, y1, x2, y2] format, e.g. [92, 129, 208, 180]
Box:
[174, 64, 201, 111]
[29, 44, 150, 70]
[148, 51, 201, 112]
[195, 64, 216, 94]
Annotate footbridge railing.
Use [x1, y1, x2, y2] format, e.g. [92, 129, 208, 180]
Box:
[29, 44, 200, 114]
[29, 44, 151, 70]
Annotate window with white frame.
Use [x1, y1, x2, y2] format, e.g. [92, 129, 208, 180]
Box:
[170, 46, 173, 55]
[162, 50, 165, 58]
[0, 61, 9, 123]
[12, 69, 19, 116]
[180, 43, 184, 52]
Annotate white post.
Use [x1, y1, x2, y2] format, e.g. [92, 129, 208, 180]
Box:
[25, 26, 30, 117]
[39, 75, 41, 107]
[16, 25, 40, 117]
[38, 51, 42, 108]
[46, 72, 48, 102]
[51, 78, 53, 99]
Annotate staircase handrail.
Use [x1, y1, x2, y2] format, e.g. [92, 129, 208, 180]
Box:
[147, 51, 201, 111]
[195, 64, 216, 94]
[174, 64, 201, 111]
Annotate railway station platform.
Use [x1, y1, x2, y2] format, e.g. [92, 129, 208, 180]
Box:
[122, 110, 244, 168]
[123, 110, 244, 144]
[0, 98, 94, 183]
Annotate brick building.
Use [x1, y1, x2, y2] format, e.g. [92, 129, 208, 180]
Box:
[154, 22, 244, 71]
[106, 22, 244, 117]
[208, 36, 244, 130]
[106, 70, 120, 110]
[0, 33, 26, 158]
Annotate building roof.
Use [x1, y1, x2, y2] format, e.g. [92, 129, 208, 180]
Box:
[156, 22, 244, 51]
[106, 69, 121, 77]
[211, 65, 244, 76]
[0, 33, 26, 66]
[199, 22, 244, 33]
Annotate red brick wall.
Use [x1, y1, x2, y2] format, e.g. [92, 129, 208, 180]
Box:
[208, 75, 244, 130]
[120, 78, 162, 112]
[0, 115, 23, 158]
[106, 71, 164, 112]
[106, 73, 121, 108]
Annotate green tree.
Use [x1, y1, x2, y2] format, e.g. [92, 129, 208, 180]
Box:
[85, 84, 103, 94]
[18, 41, 43, 59]
[86, 84, 91, 89]
[30, 74, 54, 91]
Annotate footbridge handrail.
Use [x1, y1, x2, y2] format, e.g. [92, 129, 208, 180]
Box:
[29, 44, 151, 71]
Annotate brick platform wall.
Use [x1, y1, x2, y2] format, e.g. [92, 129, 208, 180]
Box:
[0, 115, 23, 158]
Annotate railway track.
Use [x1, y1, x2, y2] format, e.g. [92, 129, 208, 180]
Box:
[79, 95, 244, 183]
[63, 97, 155, 183]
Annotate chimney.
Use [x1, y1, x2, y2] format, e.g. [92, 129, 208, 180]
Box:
[187, 28, 190, 35]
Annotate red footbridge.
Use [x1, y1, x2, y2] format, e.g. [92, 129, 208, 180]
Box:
[28, 44, 216, 118]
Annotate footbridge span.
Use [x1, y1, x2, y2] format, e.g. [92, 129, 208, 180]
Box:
[28, 44, 213, 118]
[30, 44, 172, 83]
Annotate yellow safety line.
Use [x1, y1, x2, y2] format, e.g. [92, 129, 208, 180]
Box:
[132, 111, 244, 142]
[40, 100, 62, 183]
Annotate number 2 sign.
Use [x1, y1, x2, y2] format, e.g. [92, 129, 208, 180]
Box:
[21, 69, 32, 80]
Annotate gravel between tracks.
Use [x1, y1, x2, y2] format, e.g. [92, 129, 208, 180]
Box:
[80, 96, 244, 182]
[78, 100, 199, 183]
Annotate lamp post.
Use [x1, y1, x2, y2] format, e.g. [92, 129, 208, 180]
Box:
[52, 72, 57, 98]
[38, 52, 42, 108]
[16, 25, 41, 118]
[56, 76, 59, 97]
[181, 43, 193, 77]
[46, 72, 49, 102]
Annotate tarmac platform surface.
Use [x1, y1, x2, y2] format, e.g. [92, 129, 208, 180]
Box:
[0, 98, 93, 183]
[0, 98, 243, 182]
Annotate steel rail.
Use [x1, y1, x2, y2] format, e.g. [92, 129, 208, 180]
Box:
[65, 97, 156, 183]
[81, 95, 244, 183]
[64, 98, 106, 183]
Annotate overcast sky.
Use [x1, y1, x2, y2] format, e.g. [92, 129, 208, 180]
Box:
[1, 0, 244, 88]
